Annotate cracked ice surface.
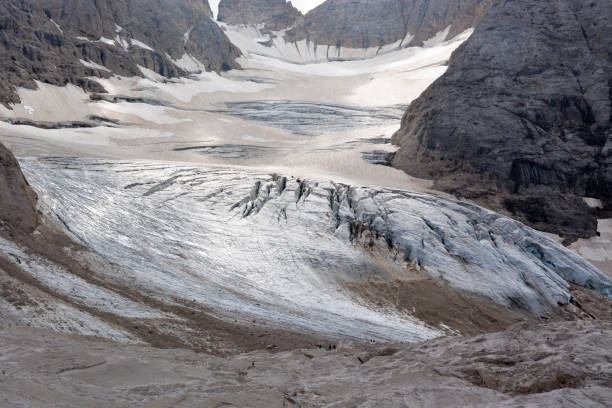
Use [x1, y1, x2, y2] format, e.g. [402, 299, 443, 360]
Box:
[20, 158, 612, 341]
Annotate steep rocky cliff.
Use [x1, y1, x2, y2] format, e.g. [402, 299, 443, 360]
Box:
[392, 0, 612, 240]
[0, 0, 241, 107]
[2, 321, 612, 407]
[218, 0, 302, 31]
[284, 0, 491, 49]
[0, 143, 37, 233]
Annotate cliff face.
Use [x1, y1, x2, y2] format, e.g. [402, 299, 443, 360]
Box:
[0, 0, 241, 106]
[0, 143, 37, 233]
[284, 0, 492, 49]
[391, 0, 612, 240]
[218, 0, 302, 31]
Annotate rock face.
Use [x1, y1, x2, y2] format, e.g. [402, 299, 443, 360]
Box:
[218, 0, 302, 31]
[0, 0, 241, 107]
[392, 0, 612, 240]
[284, 0, 492, 49]
[0, 143, 37, 233]
[1, 321, 611, 407]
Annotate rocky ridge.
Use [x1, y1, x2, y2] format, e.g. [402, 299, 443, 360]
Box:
[0, 143, 38, 233]
[0, 0, 241, 107]
[284, 0, 492, 49]
[1, 320, 611, 407]
[391, 0, 612, 240]
[218, 0, 302, 32]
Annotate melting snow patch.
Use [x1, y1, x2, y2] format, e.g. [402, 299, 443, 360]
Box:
[49, 19, 63, 33]
[184, 26, 194, 44]
[115, 35, 130, 51]
[118, 70, 273, 103]
[137, 65, 165, 82]
[98, 37, 116, 46]
[80, 59, 111, 73]
[241, 135, 268, 142]
[131, 39, 154, 51]
[225, 24, 410, 64]
[583, 197, 604, 209]
[171, 53, 205, 73]
[94, 101, 189, 125]
[423, 26, 452, 47]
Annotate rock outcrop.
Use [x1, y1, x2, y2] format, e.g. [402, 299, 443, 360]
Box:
[0, 0, 241, 107]
[284, 0, 492, 49]
[0, 143, 37, 233]
[218, 0, 302, 32]
[1, 321, 611, 406]
[392, 0, 612, 240]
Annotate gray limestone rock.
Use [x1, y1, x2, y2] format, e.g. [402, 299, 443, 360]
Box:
[392, 0, 612, 240]
[218, 0, 302, 32]
[0, 0, 241, 107]
[0, 143, 37, 233]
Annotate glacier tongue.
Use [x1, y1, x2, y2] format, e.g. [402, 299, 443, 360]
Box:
[235, 173, 612, 314]
[20, 157, 612, 341]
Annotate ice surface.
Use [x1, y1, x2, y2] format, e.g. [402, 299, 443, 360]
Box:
[19, 158, 612, 341]
[92, 100, 191, 125]
[214, 101, 405, 135]
[570, 219, 612, 278]
[238, 29, 470, 81]
[170, 53, 205, 72]
[223, 23, 469, 66]
[0, 237, 165, 320]
[0, 237, 139, 342]
[423, 26, 452, 47]
[130, 39, 154, 51]
[108, 71, 273, 103]
[115, 35, 129, 50]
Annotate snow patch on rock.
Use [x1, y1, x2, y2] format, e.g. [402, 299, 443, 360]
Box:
[80, 59, 111, 73]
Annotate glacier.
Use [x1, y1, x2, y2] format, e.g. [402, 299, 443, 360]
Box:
[17, 157, 612, 342]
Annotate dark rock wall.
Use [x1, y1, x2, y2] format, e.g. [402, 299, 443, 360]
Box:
[0, 143, 37, 233]
[391, 0, 612, 240]
[284, 0, 491, 49]
[218, 0, 302, 31]
[0, 0, 241, 107]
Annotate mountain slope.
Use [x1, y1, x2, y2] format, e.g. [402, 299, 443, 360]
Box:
[284, 0, 492, 49]
[391, 0, 612, 240]
[0, 143, 37, 233]
[0, 0, 241, 107]
[2, 321, 612, 407]
[218, 0, 302, 31]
